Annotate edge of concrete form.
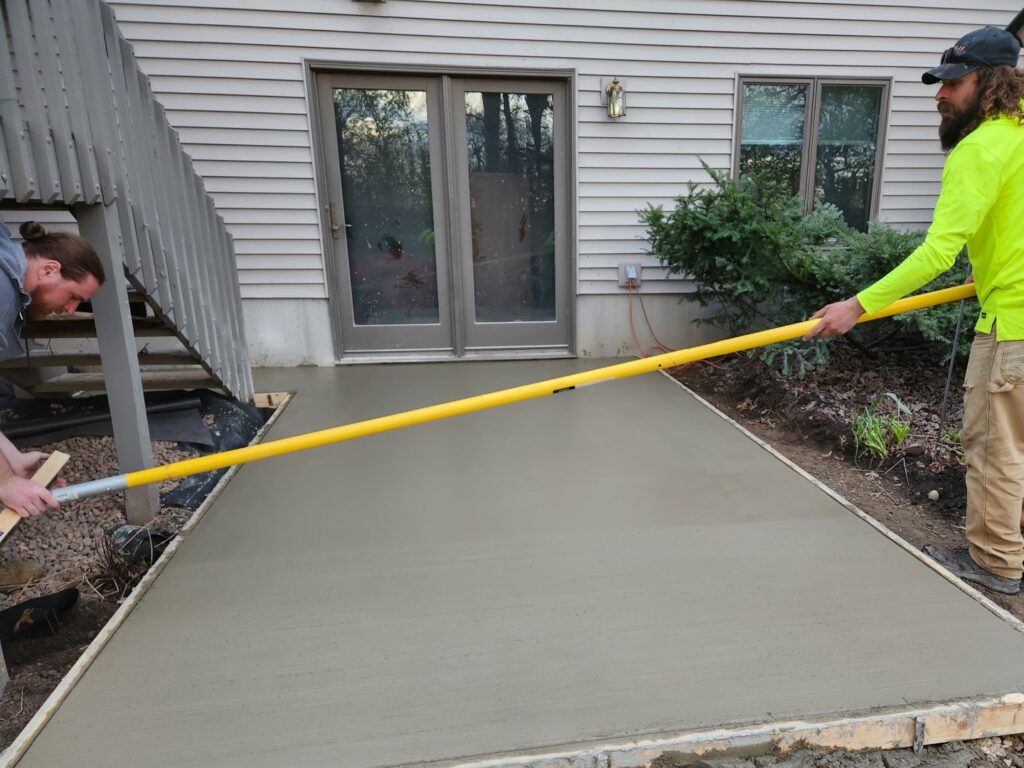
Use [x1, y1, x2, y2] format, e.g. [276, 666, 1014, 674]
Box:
[448, 693, 1024, 768]
[0, 392, 294, 768]
[439, 373, 1024, 768]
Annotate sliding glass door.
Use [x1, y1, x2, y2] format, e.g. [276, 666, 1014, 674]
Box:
[317, 73, 570, 358]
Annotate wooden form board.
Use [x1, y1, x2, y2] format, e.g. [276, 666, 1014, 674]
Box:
[0, 451, 70, 548]
[252, 392, 289, 408]
[448, 693, 1024, 768]
[446, 696, 1024, 768]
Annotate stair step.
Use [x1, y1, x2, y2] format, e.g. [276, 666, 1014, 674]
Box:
[31, 369, 219, 394]
[0, 351, 197, 369]
[22, 316, 173, 339]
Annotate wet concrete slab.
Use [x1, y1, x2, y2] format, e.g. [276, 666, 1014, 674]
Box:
[15, 361, 1024, 768]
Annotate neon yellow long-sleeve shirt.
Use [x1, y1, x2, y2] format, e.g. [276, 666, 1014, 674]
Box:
[857, 114, 1024, 340]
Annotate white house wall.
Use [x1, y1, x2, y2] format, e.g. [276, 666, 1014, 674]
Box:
[97, 0, 1019, 365]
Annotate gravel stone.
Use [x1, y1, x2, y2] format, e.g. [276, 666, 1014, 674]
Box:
[0, 437, 195, 609]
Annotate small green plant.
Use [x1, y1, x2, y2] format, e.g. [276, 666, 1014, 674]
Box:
[851, 407, 888, 460]
[889, 417, 911, 447]
[851, 392, 912, 461]
[759, 340, 829, 379]
[940, 423, 964, 459]
[941, 424, 961, 445]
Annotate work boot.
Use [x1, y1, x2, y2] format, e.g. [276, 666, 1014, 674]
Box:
[922, 545, 1021, 595]
[0, 559, 44, 591]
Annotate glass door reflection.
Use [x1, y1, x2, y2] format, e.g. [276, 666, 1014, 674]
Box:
[318, 74, 568, 357]
[464, 90, 556, 323]
[333, 87, 441, 326]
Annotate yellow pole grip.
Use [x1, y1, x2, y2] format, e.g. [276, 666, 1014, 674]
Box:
[125, 283, 977, 489]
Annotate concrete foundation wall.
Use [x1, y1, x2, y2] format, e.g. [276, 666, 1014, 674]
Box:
[245, 294, 723, 365]
[242, 294, 728, 365]
[576, 293, 720, 358]
[242, 299, 335, 367]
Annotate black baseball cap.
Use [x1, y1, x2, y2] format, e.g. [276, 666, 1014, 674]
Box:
[922, 26, 1021, 84]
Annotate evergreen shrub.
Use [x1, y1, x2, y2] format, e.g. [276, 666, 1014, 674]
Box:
[639, 163, 976, 374]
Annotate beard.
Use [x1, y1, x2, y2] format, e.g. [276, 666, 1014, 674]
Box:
[26, 302, 57, 321]
[25, 284, 65, 319]
[938, 91, 983, 152]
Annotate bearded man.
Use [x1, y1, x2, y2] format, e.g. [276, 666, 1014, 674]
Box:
[804, 26, 1024, 594]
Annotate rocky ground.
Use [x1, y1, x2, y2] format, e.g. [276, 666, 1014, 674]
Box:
[0, 436, 194, 607]
[0, 435, 198, 750]
[655, 738, 1024, 768]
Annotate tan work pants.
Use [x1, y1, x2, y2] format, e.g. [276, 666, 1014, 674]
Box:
[962, 330, 1024, 579]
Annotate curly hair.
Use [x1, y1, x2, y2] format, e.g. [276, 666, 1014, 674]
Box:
[941, 66, 1024, 150]
[975, 65, 1024, 122]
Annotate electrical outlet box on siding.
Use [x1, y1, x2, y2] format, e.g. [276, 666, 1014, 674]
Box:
[618, 263, 643, 287]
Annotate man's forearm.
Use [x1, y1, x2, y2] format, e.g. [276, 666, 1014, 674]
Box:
[0, 446, 20, 488]
[0, 431, 21, 466]
[0, 444, 57, 517]
[857, 241, 957, 314]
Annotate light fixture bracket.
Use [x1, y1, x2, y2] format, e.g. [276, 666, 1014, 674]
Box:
[602, 77, 626, 119]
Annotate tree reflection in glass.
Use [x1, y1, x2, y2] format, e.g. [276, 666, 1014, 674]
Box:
[334, 88, 440, 325]
[739, 83, 808, 196]
[465, 91, 555, 323]
[814, 85, 882, 232]
[739, 81, 883, 232]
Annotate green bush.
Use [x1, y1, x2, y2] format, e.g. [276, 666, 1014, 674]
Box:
[639, 162, 976, 372]
[639, 164, 808, 336]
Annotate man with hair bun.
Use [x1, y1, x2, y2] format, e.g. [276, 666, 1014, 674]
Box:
[804, 26, 1024, 594]
[0, 218, 105, 520]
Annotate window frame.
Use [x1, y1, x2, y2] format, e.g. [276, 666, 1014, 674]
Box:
[732, 75, 892, 223]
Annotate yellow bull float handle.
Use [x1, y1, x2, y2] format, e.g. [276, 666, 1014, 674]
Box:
[52, 283, 977, 503]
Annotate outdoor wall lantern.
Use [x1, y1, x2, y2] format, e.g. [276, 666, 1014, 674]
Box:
[604, 77, 626, 118]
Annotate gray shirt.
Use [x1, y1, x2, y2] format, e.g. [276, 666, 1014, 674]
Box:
[0, 221, 30, 360]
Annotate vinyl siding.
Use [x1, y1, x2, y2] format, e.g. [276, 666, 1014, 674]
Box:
[106, 0, 1020, 298]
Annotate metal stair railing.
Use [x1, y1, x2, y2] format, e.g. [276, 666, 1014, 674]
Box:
[0, 0, 254, 403]
[0, 0, 254, 523]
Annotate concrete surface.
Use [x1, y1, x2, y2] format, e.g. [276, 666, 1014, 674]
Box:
[15, 361, 1024, 768]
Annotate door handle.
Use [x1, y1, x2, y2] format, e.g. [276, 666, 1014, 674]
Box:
[329, 202, 346, 239]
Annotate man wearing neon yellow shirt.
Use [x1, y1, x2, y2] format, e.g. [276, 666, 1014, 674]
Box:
[805, 26, 1024, 594]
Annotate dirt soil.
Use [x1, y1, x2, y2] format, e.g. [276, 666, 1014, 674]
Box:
[672, 345, 1024, 619]
[0, 598, 115, 750]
